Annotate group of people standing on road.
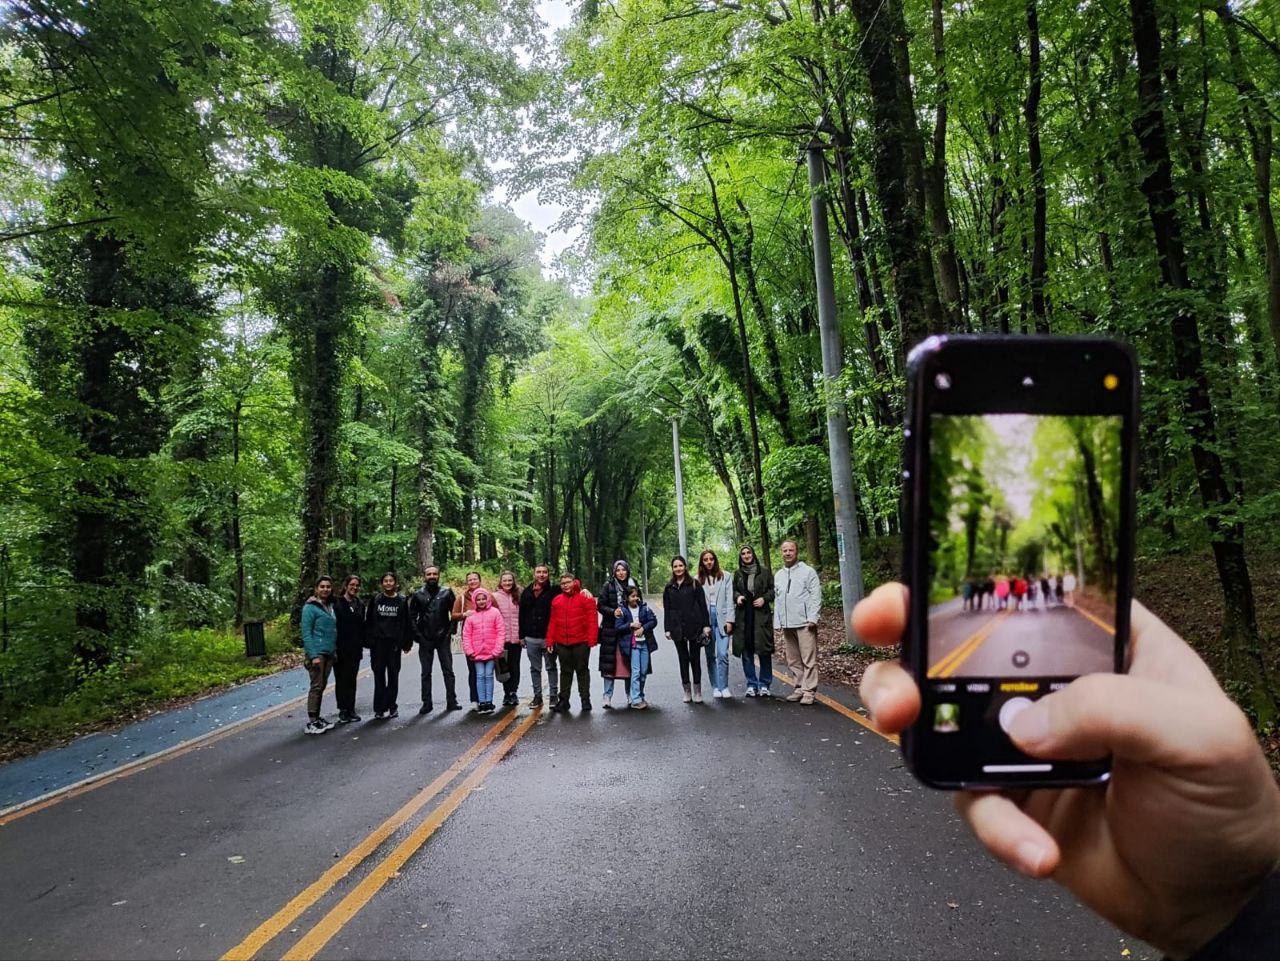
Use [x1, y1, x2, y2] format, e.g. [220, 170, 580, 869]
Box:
[297, 540, 826, 733]
[960, 571, 1077, 613]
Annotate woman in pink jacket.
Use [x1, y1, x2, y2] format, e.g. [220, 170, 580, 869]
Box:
[463, 588, 506, 715]
[492, 571, 523, 707]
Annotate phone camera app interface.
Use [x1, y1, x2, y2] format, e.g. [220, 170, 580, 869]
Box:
[926, 413, 1121, 776]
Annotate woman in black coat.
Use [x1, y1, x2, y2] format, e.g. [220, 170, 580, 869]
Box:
[597, 559, 636, 708]
[662, 555, 711, 703]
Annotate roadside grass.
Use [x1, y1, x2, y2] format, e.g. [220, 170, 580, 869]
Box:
[0, 621, 298, 763]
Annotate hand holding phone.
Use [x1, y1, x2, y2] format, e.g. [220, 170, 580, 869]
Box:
[902, 336, 1137, 788]
[853, 583, 1280, 960]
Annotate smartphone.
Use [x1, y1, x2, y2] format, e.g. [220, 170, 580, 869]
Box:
[901, 335, 1137, 789]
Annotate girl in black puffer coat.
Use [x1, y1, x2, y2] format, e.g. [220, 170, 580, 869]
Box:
[662, 554, 711, 703]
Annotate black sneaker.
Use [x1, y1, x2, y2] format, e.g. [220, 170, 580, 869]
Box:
[581, 699, 592, 712]
[347, 713, 362, 723]
[336, 712, 353, 724]
[418, 704, 432, 716]
[530, 695, 543, 708]
[551, 699, 568, 713]
[373, 711, 385, 720]
[388, 708, 399, 718]
[446, 702, 462, 711]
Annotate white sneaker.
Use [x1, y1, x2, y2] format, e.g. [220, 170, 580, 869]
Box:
[304, 719, 327, 735]
[744, 687, 757, 698]
[721, 688, 733, 699]
[759, 687, 772, 698]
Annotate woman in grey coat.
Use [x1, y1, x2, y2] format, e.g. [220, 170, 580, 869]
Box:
[697, 549, 735, 698]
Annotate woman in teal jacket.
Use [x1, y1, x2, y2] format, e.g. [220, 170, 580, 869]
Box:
[301, 575, 338, 735]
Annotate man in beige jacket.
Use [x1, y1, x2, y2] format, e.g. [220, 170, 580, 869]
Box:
[774, 540, 822, 704]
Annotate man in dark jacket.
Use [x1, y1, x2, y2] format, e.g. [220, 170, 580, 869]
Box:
[408, 566, 459, 714]
[364, 572, 413, 719]
[333, 575, 365, 723]
[518, 564, 560, 708]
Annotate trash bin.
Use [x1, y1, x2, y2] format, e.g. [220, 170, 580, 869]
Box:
[244, 621, 266, 658]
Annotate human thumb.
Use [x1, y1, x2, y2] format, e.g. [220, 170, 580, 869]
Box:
[1007, 673, 1241, 766]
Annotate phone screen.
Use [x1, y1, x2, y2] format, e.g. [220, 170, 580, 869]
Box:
[905, 337, 1134, 787]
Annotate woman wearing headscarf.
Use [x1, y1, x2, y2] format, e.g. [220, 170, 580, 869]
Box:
[725, 545, 776, 697]
[597, 559, 635, 708]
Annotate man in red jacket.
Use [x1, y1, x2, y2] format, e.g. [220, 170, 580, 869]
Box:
[547, 572, 597, 713]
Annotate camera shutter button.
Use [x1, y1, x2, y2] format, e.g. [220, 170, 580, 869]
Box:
[999, 696, 1035, 734]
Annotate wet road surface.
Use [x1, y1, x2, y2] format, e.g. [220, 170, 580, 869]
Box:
[0, 604, 1148, 960]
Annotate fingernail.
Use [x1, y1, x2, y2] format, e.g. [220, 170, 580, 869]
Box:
[1015, 840, 1048, 877]
[1009, 701, 1050, 747]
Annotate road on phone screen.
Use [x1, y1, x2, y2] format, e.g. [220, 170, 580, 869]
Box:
[927, 598, 1115, 679]
[0, 601, 1149, 961]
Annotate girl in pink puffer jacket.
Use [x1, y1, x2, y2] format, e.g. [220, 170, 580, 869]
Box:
[462, 588, 505, 714]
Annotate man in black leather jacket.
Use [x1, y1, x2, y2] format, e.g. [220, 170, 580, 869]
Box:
[408, 566, 459, 714]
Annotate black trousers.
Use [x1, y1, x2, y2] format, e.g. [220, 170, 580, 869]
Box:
[371, 645, 403, 714]
[672, 634, 702, 686]
[467, 656, 478, 703]
[418, 634, 457, 708]
[501, 642, 523, 697]
[334, 644, 362, 714]
[556, 644, 591, 704]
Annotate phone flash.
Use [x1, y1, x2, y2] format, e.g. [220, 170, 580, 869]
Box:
[1103, 373, 1120, 391]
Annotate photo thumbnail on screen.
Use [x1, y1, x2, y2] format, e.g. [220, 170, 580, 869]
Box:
[926, 413, 1121, 680]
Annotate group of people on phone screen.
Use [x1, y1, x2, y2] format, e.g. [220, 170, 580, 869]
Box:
[960, 571, 1077, 613]
[297, 540, 825, 734]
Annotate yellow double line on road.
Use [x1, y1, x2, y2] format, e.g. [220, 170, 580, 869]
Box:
[926, 610, 1012, 679]
[223, 707, 540, 961]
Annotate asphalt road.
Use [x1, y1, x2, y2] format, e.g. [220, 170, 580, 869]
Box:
[927, 601, 1115, 679]
[0, 603, 1148, 960]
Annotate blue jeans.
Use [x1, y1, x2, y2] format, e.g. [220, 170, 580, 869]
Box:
[603, 677, 633, 699]
[740, 634, 772, 692]
[475, 658, 495, 704]
[629, 643, 649, 704]
[708, 608, 729, 690]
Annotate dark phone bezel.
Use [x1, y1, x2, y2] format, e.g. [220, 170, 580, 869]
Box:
[901, 334, 1138, 790]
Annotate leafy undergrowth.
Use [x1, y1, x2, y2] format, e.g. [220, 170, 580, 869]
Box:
[815, 547, 1280, 773]
[0, 621, 300, 765]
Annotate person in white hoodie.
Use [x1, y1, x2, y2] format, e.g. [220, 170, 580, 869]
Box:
[697, 549, 736, 698]
[774, 540, 822, 705]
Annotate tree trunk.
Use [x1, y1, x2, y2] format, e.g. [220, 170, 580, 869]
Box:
[926, 0, 964, 329]
[294, 261, 344, 632]
[1025, 0, 1049, 332]
[849, 0, 946, 351]
[1214, 1, 1280, 369]
[805, 516, 822, 567]
[1129, 0, 1274, 724]
[232, 397, 246, 627]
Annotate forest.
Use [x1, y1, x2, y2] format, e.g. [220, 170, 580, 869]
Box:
[1, 0, 1278, 743]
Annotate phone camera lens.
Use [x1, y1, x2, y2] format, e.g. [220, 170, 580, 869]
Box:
[934, 372, 952, 390]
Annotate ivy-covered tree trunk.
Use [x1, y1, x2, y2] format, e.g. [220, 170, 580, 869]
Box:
[1025, 0, 1049, 333]
[295, 261, 345, 627]
[1128, 0, 1275, 725]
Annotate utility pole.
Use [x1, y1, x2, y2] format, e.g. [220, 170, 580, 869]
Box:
[671, 416, 688, 562]
[806, 139, 863, 642]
